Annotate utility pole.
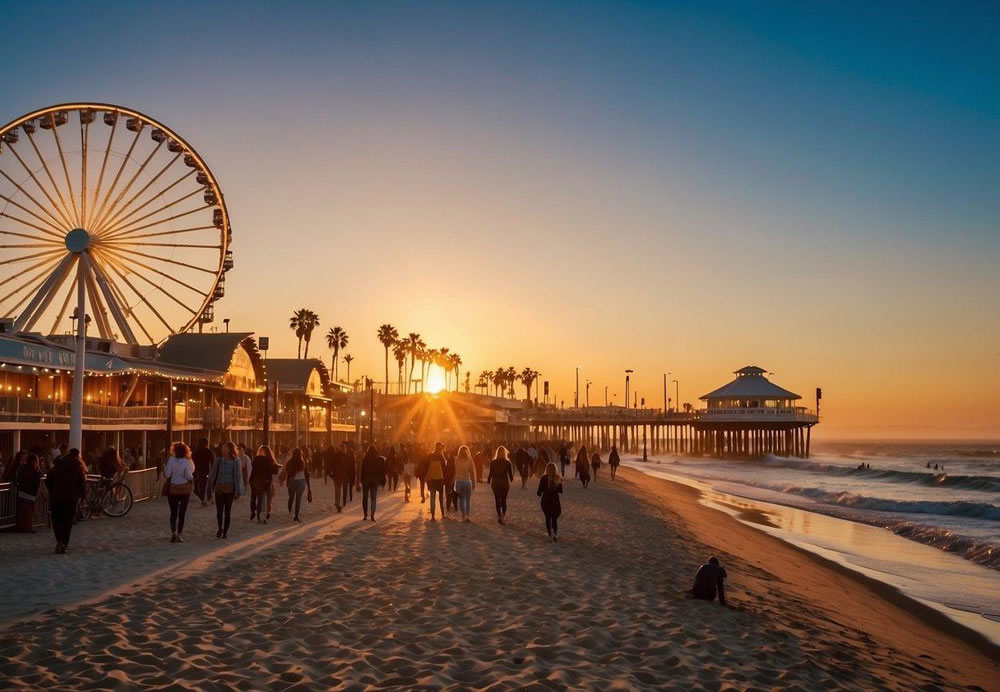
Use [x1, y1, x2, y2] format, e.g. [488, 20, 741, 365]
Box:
[663, 373, 667, 413]
[575, 366, 580, 408]
[673, 379, 679, 414]
[625, 369, 633, 410]
[604, 385, 608, 407]
[586, 380, 591, 407]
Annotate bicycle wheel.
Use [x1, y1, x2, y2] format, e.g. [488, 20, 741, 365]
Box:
[102, 483, 133, 517]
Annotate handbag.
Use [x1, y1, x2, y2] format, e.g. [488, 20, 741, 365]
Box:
[170, 480, 193, 496]
[214, 459, 235, 494]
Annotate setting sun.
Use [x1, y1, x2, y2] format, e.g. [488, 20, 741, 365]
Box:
[425, 368, 446, 394]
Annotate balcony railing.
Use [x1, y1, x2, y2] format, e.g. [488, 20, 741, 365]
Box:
[698, 406, 818, 422]
[0, 396, 171, 426]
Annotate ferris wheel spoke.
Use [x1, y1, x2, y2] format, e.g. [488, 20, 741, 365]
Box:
[97, 257, 160, 343]
[80, 119, 89, 229]
[81, 257, 114, 339]
[90, 126, 143, 232]
[90, 114, 118, 228]
[96, 250, 180, 334]
[0, 228, 62, 243]
[100, 192, 206, 240]
[115, 241, 221, 249]
[7, 252, 75, 327]
[0, 194, 66, 240]
[95, 166, 194, 236]
[100, 245, 218, 275]
[0, 252, 63, 291]
[0, 247, 64, 266]
[86, 253, 139, 344]
[49, 114, 80, 227]
[0, 169, 71, 234]
[90, 139, 164, 233]
[0, 242, 58, 249]
[10, 137, 73, 228]
[50, 274, 76, 335]
[101, 225, 216, 241]
[97, 246, 210, 297]
[2, 269, 60, 318]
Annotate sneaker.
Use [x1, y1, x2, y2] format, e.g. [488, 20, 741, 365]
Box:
[176, 535, 184, 543]
[464, 518, 471, 523]
[498, 518, 503, 525]
[362, 515, 368, 521]
[217, 528, 223, 538]
[371, 516, 376, 522]
[553, 536, 559, 542]
[293, 516, 300, 522]
[170, 534, 178, 543]
[54, 543, 64, 554]
[222, 532, 228, 539]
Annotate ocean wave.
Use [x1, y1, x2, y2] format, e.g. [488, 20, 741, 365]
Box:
[885, 522, 1000, 571]
[778, 486, 1000, 520]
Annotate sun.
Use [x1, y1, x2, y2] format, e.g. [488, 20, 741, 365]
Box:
[425, 369, 446, 394]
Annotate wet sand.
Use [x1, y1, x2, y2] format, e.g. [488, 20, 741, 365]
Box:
[0, 468, 996, 689]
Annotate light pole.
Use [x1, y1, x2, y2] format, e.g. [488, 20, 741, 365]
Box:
[673, 379, 679, 413]
[585, 380, 592, 407]
[625, 369, 633, 410]
[663, 373, 667, 412]
[68, 269, 89, 452]
[604, 385, 608, 407]
[575, 366, 580, 408]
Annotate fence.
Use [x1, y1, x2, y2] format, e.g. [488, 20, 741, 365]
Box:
[0, 467, 161, 530]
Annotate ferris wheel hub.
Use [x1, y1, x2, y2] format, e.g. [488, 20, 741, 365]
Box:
[64, 228, 91, 253]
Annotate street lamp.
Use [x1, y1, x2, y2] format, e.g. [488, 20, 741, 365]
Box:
[585, 380, 592, 407]
[604, 385, 608, 407]
[673, 379, 679, 413]
[625, 369, 633, 410]
[575, 366, 580, 408]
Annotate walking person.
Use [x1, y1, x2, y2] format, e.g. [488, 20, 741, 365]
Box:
[402, 452, 415, 502]
[207, 442, 244, 538]
[515, 445, 531, 488]
[14, 453, 42, 533]
[454, 445, 476, 522]
[424, 442, 448, 520]
[590, 450, 602, 483]
[45, 448, 87, 554]
[575, 446, 591, 488]
[283, 447, 311, 522]
[445, 448, 458, 513]
[608, 445, 621, 480]
[162, 442, 195, 543]
[333, 441, 354, 512]
[192, 437, 215, 507]
[359, 445, 387, 521]
[386, 445, 399, 492]
[537, 462, 563, 542]
[487, 445, 514, 524]
[250, 445, 279, 523]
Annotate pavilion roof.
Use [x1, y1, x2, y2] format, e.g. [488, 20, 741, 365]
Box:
[700, 366, 801, 400]
[261, 358, 331, 397]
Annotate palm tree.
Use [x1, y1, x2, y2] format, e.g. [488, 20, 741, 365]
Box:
[405, 333, 424, 394]
[289, 309, 309, 359]
[424, 348, 440, 390]
[377, 324, 399, 392]
[464, 371, 471, 393]
[491, 368, 506, 398]
[436, 348, 451, 388]
[325, 326, 349, 380]
[519, 367, 540, 401]
[478, 370, 491, 395]
[290, 309, 319, 359]
[505, 366, 518, 398]
[393, 341, 408, 392]
[450, 353, 463, 392]
[343, 354, 354, 383]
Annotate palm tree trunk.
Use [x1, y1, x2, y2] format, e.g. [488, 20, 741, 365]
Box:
[297, 337, 302, 359]
[384, 347, 390, 395]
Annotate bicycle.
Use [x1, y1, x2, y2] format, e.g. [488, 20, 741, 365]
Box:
[77, 471, 134, 520]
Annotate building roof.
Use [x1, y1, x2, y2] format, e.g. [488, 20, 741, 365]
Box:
[262, 358, 331, 397]
[700, 366, 801, 401]
[156, 332, 260, 375]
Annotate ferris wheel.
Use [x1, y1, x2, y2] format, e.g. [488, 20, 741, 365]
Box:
[0, 103, 232, 346]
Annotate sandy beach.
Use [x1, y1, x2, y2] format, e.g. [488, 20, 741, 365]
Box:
[1, 468, 997, 690]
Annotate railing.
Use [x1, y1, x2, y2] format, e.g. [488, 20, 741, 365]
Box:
[124, 467, 160, 501]
[698, 406, 818, 422]
[0, 482, 14, 529]
[529, 407, 689, 422]
[0, 396, 170, 426]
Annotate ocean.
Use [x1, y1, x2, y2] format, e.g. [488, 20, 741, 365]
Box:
[624, 440, 1000, 643]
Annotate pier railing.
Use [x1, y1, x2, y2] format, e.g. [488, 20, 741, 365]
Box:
[698, 406, 818, 423]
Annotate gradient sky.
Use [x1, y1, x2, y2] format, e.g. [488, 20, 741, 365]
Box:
[2, 1, 998, 437]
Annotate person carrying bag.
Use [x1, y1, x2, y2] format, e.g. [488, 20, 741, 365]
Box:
[163, 442, 195, 543]
[207, 441, 244, 539]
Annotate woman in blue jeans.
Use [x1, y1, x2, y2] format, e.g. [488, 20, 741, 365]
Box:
[283, 448, 311, 522]
[453, 445, 476, 522]
[207, 441, 245, 538]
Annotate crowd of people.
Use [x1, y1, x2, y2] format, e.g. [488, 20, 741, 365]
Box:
[4, 437, 727, 603]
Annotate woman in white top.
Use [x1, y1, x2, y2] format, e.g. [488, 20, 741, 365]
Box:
[163, 441, 195, 543]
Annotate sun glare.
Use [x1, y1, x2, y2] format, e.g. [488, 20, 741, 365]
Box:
[425, 369, 446, 394]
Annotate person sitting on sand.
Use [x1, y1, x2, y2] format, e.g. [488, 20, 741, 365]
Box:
[692, 556, 728, 607]
[537, 462, 563, 542]
[575, 446, 591, 488]
[608, 445, 621, 480]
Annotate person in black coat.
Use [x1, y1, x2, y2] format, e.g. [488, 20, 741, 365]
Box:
[608, 445, 621, 480]
[45, 449, 87, 554]
[487, 446, 515, 524]
[515, 446, 532, 488]
[358, 445, 387, 522]
[537, 462, 563, 542]
[692, 556, 728, 606]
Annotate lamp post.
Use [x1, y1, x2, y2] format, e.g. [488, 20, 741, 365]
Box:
[673, 379, 679, 413]
[68, 273, 89, 452]
[585, 380, 592, 407]
[625, 369, 633, 410]
[574, 366, 580, 408]
[604, 385, 608, 407]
